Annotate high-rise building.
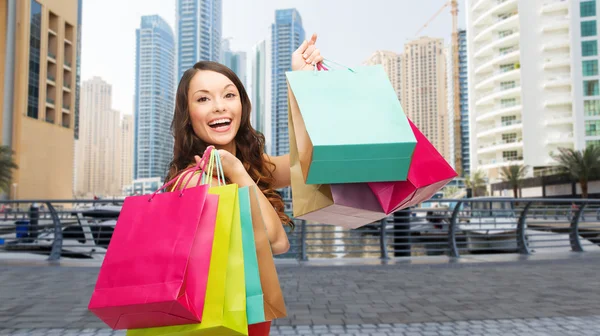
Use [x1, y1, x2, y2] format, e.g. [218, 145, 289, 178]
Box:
[222, 38, 247, 87]
[75, 77, 121, 197]
[363, 51, 403, 103]
[1, 0, 80, 199]
[466, 0, 589, 180]
[134, 15, 175, 181]
[176, 0, 222, 79]
[458, 29, 470, 176]
[446, 45, 456, 170]
[271, 8, 305, 213]
[120, 114, 134, 192]
[402, 37, 450, 162]
[271, 9, 305, 158]
[248, 38, 272, 150]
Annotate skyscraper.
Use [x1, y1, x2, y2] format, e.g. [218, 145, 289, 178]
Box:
[75, 77, 121, 197]
[222, 38, 247, 87]
[271, 9, 305, 158]
[458, 29, 470, 176]
[364, 51, 403, 103]
[134, 15, 175, 181]
[1, 0, 80, 199]
[466, 0, 588, 180]
[176, 0, 222, 79]
[248, 38, 272, 149]
[271, 8, 305, 212]
[120, 115, 134, 192]
[402, 37, 450, 162]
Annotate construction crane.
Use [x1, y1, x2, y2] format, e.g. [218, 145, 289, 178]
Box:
[415, 0, 462, 177]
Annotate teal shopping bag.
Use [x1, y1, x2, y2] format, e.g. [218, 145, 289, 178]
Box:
[238, 186, 266, 325]
[285, 63, 417, 184]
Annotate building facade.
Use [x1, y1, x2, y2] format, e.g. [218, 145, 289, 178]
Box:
[458, 29, 470, 176]
[1, 0, 79, 199]
[402, 37, 450, 162]
[134, 15, 175, 181]
[176, 0, 222, 79]
[120, 114, 134, 192]
[363, 50, 403, 103]
[222, 39, 247, 87]
[248, 38, 272, 150]
[75, 77, 121, 197]
[466, 0, 590, 180]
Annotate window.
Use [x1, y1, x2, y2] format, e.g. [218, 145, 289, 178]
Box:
[498, 30, 513, 38]
[584, 80, 600, 96]
[503, 151, 519, 161]
[585, 100, 600, 116]
[500, 81, 516, 90]
[501, 115, 517, 123]
[581, 1, 596, 17]
[583, 60, 599, 76]
[581, 21, 597, 37]
[587, 140, 600, 148]
[582, 40, 598, 57]
[26, 0, 42, 119]
[586, 120, 600, 136]
[502, 133, 517, 143]
[499, 63, 515, 73]
[500, 98, 517, 108]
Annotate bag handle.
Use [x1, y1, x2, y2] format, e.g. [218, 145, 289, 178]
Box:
[200, 149, 226, 186]
[314, 58, 355, 73]
[149, 146, 215, 201]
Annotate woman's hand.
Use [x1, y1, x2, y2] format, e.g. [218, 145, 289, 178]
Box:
[194, 149, 247, 183]
[292, 33, 324, 71]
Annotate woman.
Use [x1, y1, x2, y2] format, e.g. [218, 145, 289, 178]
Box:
[168, 34, 324, 255]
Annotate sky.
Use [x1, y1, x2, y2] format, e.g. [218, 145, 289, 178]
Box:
[81, 0, 467, 117]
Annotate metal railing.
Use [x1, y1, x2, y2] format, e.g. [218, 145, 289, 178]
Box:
[0, 198, 599, 261]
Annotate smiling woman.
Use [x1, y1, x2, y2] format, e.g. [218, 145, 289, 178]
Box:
[164, 34, 324, 255]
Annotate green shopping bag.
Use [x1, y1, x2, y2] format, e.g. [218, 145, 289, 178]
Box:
[285, 62, 417, 184]
[238, 186, 266, 325]
[127, 151, 248, 336]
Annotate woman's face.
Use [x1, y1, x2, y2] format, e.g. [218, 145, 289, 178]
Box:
[187, 70, 242, 147]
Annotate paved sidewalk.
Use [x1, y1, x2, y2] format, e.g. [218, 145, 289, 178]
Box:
[0, 252, 599, 333]
[2, 316, 600, 335]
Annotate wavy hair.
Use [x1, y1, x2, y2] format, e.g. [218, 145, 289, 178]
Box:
[166, 61, 291, 226]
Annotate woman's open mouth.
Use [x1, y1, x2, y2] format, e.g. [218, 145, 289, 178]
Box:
[208, 118, 232, 132]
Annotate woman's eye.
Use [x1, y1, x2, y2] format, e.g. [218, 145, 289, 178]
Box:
[225, 93, 236, 98]
[197, 97, 208, 102]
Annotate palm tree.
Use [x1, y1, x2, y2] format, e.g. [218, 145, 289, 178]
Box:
[465, 170, 487, 197]
[552, 146, 600, 198]
[499, 164, 528, 198]
[0, 146, 18, 194]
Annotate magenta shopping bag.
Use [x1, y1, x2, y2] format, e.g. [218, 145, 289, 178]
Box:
[88, 148, 219, 330]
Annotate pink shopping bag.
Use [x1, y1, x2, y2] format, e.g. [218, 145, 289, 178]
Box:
[369, 119, 457, 214]
[88, 148, 219, 330]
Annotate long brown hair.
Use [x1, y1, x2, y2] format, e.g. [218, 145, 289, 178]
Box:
[166, 61, 290, 226]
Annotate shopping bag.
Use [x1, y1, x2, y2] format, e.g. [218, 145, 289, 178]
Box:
[127, 150, 248, 336]
[238, 186, 266, 324]
[289, 95, 387, 229]
[285, 62, 417, 184]
[248, 186, 287, 320]
[249, 321, 271, 336]
[88, 149, 218, 330]
[369, 118, 457, 213]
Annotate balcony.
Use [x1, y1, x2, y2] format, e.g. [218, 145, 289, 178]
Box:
[47, 75, 56, 85]
[544, 95, 572, 107]
[474, 14, 519, 44]
[546, 132, 574, 144]
[473, 0, 518, 28]
[541, 18, 569, 33]
[46, 98, 55, 106]
[62, 104, 71, 112]
[474, 31, 520, 59]
[476, 104, 522, 122]
[477, 139, 524, 154]
[475, 59, 520, 85]
[543, 57, 570, 70]
[478, 157, 524, 169]
[545, 113, 572, 125]
[47, 52, 56, 62]
[476, 86, 521, 106]
[543, 76, 571, 89]
[542, 39, 570, 52]
[476, 119, 523, 138]
[64, 60, 72, 69]
[541, 1, 568, 14]
[475, 51, 520, 75]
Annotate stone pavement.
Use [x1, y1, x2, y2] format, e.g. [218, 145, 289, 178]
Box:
[3, 316, 600, 335]
[1, 252, 600, 335]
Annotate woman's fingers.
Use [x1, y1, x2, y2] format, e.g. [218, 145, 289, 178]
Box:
[302, 45, 316, 62]
[306, 50, 322, 65]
